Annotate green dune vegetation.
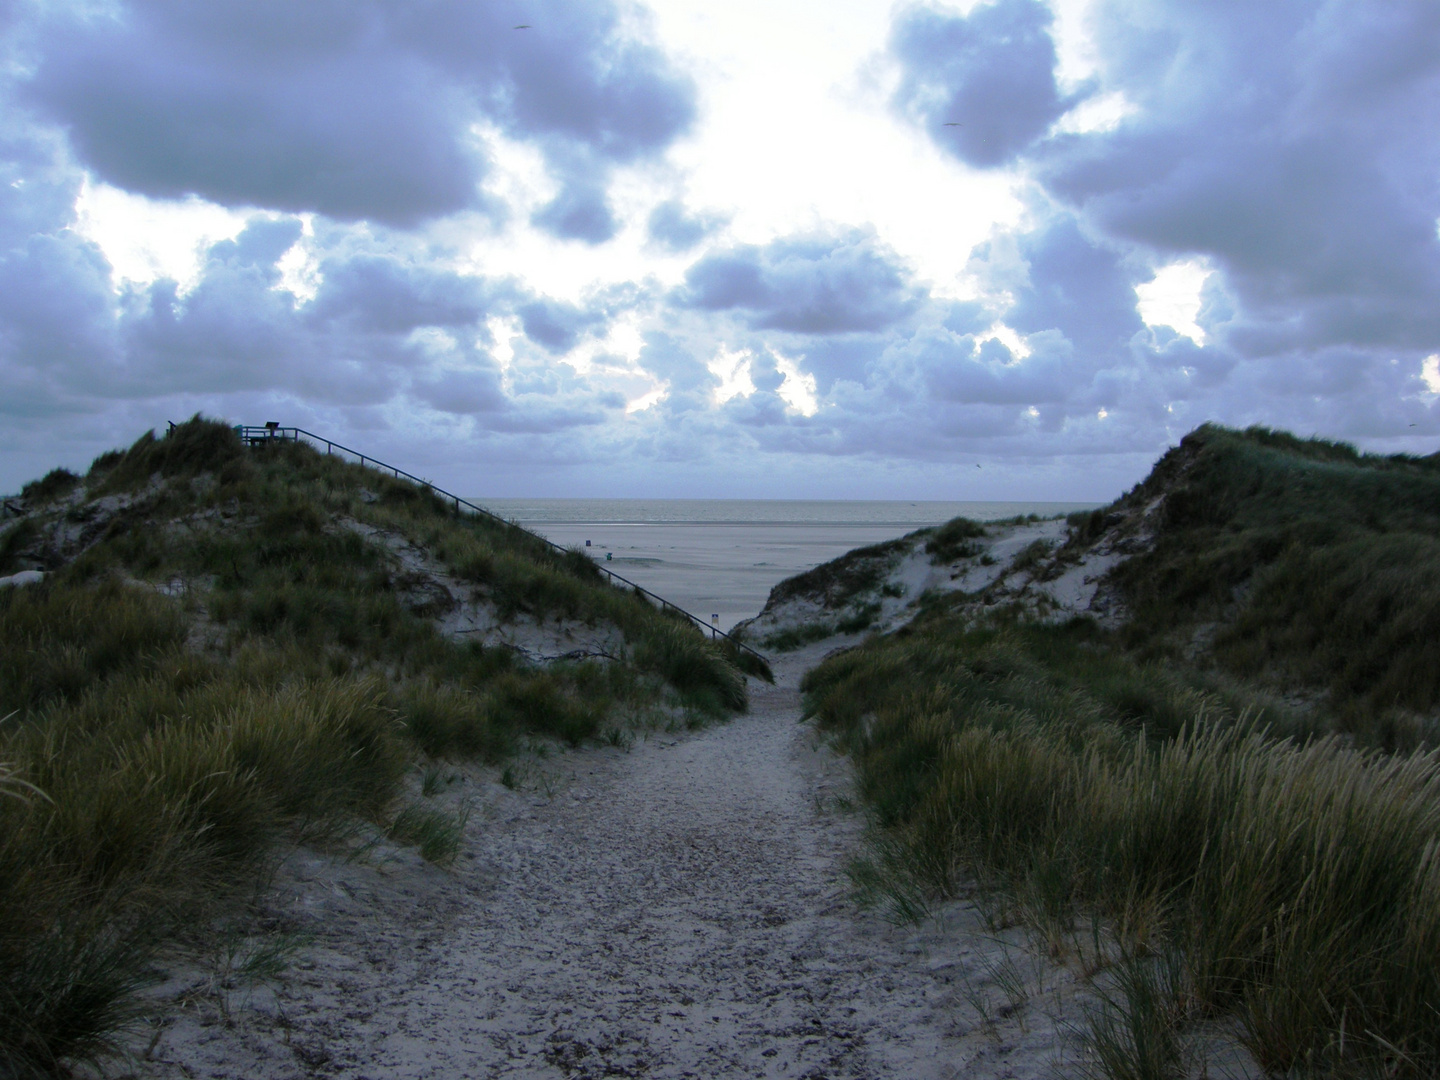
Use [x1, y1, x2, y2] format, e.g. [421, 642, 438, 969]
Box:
[804, 424, 1440, 1078]
[0, 417, 759, 1078]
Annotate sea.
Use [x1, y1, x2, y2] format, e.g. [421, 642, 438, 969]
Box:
[476, 499, 1098, 632]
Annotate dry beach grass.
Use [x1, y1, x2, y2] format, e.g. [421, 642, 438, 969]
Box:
[804, 622, 1440, 1076]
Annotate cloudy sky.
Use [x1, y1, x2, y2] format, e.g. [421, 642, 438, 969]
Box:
[2, 0, 1438, 499]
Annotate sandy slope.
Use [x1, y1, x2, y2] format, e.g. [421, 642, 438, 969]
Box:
[734, 516, 1134, 652]
[135, 645, 1088, 1080]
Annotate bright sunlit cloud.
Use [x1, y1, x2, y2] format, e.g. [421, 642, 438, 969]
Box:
[1423, 354, 1440, 395]
[648, 0, 1022, 299]
[73, 179, 248, 292]
[626, 383, 668, 414]
[487, 316, 520, 375]
[774, 352, 819, 416]
[984, 323, 1032, 360]
[1052, 91, 1136, 135]
[1136, 260, 1211, 344]
[710, 347, 757, 404]
[274, 215, 321, 303]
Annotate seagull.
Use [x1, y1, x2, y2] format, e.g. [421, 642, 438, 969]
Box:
[514, 24, 531, 29]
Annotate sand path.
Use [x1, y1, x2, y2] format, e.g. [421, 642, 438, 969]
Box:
[144, 650, 1079, 1079]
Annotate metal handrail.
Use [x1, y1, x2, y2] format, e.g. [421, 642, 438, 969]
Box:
[234, 425, 769, 663]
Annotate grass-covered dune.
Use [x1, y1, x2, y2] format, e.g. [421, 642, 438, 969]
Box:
[803, 424, 1440, 1078]
[0, 417, 756, 1078]
[1094, 423, 1440, 740]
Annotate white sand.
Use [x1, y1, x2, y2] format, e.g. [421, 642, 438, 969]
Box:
[739, 516, 1135, 646]
[135, 645, 1093, 1079]
[344, 518, 627, 662]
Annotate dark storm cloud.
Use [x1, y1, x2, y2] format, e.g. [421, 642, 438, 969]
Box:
[942, 301, 992, 337]
[22, 0, 695, 229]
[208, 218, 305, 268]
[636, 332, 716, 413]
[0, 128, 83, 247]
[646, 200, 726, 252]
[890, 0, 1078, 167]
[1005, 217, 1144, 361]
[1143, 328, 1236, 391]
[518, 300, 594, 354]
[0, 84, 647, 449]
[0, 229, 118, 411]
[478, 404, 609, 434]
[880, 216, 1146, 422]
[918, 0, 1440, 368]
[310, 255, 491, 333]
[517, 282, 647, 355]
[530, 173, 618, 244]
[646, 217, 1172, 457]
[676, 230, 921, 334]
[412, 368, 507, 416]
[12, 0, 1440, 496]
[747, 351, 786, 394]
[722, 389, 792, 429]
[922, 335, 1070, 406]
[0, 127, 122, 416]
[776, 334, 890, 394]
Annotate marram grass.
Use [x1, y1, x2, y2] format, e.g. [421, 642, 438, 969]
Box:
[1110, 424, 1440, 735]
[0, 670, 410, 1076]
[805, 621, 1440, 1076]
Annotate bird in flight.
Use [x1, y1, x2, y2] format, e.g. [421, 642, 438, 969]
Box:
[944, 122, 962, 126]
[514, 24, 531, 29]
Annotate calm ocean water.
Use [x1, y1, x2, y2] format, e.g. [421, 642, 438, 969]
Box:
[476, 499, 1097, 632]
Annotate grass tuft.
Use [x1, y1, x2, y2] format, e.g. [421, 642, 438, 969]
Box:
[634, 624, 747, 712]
[763, 621, 838, 652]
[924, 516, 986, 561]
[721, 638, 774, 683]
[99, 415, 245, 491]
[1080, 950, 1193, 1080]
[388, 802, 469, 868]
[0, 920, 155, 1080]
[766, 535, 913, 609]
[20, 468, 80, 506]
